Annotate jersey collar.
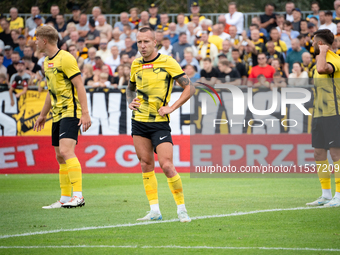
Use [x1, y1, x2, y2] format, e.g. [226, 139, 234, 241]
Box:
[143, 53, 160, 63]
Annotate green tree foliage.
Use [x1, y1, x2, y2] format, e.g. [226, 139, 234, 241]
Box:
[0, 0, 336, 15]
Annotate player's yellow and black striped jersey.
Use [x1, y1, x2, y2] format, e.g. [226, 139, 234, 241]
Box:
[313, 50, 340, 118]
[44, 50, 82, 122]
[130, 53, 185, 122]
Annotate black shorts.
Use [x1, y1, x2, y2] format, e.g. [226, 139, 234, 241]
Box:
[52, 117, 80, 147]
[131, 119, 173, 153]
[312, 116, 340, 150]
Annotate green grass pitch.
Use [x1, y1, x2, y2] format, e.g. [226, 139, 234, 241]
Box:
[0, 173, 340, 254]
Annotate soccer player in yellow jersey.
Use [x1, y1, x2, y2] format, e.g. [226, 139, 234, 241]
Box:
[127, 27, 194, 222]
[307, 29, 340, 207]
[33, 26, 91, 209]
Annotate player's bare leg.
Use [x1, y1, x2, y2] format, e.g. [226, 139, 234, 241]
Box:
[134, 135, 162, 220]
[157, 142, 191, 222]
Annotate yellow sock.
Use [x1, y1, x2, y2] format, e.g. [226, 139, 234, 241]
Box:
[333, 159, 340, 193]
[316, 160, 331, 190]
[167, 174, 184, 205]
[143, 171, 158, 205]
[66, 157, 82, 192]
[59, 164, 71, 197]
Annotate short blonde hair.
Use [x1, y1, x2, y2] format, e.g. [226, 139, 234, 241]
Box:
[36, 26, 59, 45]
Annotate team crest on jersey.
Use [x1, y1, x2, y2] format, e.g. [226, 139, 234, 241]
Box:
[143, 64, 153, 69]
[153, 67, 161, 74]
[48, 63, 54, 68]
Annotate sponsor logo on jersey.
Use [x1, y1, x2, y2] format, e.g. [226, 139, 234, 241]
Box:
[142, 64, 153, 69]
[48, 63, 54, 68]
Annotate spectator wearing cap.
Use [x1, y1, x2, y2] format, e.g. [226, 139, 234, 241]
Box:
[196, 32, 218, 69]
[96, 38, 111, 62]
[85, 19, 100, 49]
[76, 38, 88, 59]
[180, 47, 200, 73]
[148, 3, 161, 30]
[281, 21, 300, 49]
[68, 5, 81, 25]
[55, 14, 67, 36]
[292, 8, 302, 32]
[307, 2, 320, 22]
[0, 19, 14, 47]
[9, 7, 24, 34]
[135, 11, 150, 30]
[319, 11, 337, 35]
[260, 4, 277, 33]
[184, 2, 205, 24]
[284, 2, 295, 22]
[9, 59, 31, 86]
[3, 45, 13, 67]
[76, 14, 89, 38]
[225, 2, 244, 35]
[114, 12, 135, 32]
[6, 51, 20, 80]
[28, 15, 44, 41]
[25, 6, 45, 37]
[176, 13, 187, 34]
[164, 23, 179, 45]
[129, 8, 140, 26]
[45, 5, 60, 26]
[93, 56, 113, 75]
[14, 35, 26, 58]
[158, 37, 173, 56]
[0, 53, 7, 75]
[96, 15, 112, 40]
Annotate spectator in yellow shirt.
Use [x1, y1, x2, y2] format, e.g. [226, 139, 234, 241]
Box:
[209, 24, 223, 51]
[9, 7, 24, 34]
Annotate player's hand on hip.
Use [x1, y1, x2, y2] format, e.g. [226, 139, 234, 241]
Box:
[33, 115, 47, 132]
[158, 106, 173, 117]
[319, 44, 329, 53]
[79, 112, 92, 132]
[129, 97, 140, 110]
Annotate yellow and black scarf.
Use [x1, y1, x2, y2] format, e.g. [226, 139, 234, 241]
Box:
[198, 42, 211, 57]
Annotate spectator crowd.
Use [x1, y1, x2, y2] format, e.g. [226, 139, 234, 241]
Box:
[1, 1, 340, 100]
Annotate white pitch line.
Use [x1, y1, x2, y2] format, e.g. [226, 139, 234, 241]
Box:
[0, 206, 326, 240]
[0, 245, 339, 252]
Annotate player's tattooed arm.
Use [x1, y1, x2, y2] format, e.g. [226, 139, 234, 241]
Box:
[176, 74, 191, 88]
[126, 80, 136, 104]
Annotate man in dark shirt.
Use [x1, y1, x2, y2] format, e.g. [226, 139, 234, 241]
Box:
[231, 48, 248, 85]
[85, 19, 100, 49]
[55, 14, 67, 33]
[265, 41, 285, 66]
[67, 6, 81, 24]
[217, 59, 241, 85]
[6, 51, 20, 81]
[260, 4, 277, 33]
[45, 5, 60, 26]
[292, 8, 302, 32]
[120, 37, 137, 59]
[0, 19, 14, 46]
[199, 57, 219, 85]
